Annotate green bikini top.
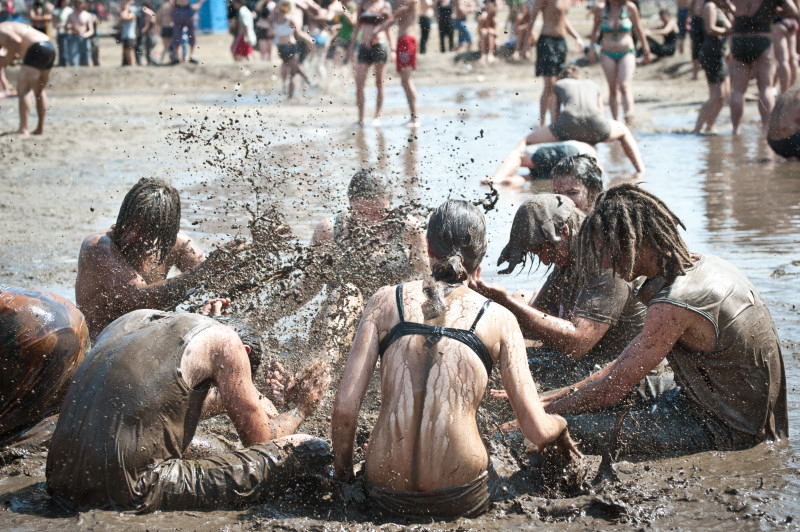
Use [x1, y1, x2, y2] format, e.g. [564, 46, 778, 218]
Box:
[601, 4, 633, 34]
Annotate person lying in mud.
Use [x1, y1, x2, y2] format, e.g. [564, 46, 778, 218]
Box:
[502, 184, 788, 458]
[470, 188, 648, 391]
[482, 140, 596, 186]
[45, 305, 332, 512]
[0, 285, 90, 445]
[767, 86, 800, 160]
[490, 67, 646, 182]
[76, 177, 246, 339]
[331, 199, 580, 520]
[306, 169, 428, 360]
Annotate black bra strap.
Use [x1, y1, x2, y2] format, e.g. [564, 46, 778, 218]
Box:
[395, 284, 405, 323]
[469, 299, 492, 332]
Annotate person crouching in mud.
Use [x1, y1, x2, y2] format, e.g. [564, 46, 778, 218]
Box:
[76, 177, 248, 339]
[0, 286, 90, 445]
[534, 185, 788, 458]
[308, 169, 428, 360]
[45, 305, 332, 512]
[470, 188, 649, 391]
[332, 200, 580, 520]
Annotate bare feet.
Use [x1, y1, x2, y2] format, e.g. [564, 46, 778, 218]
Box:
[32, 128, 44, 136]
[16, 129, 30, 137]
[371, 117, 381, 127]
[405, 118, 420, 128]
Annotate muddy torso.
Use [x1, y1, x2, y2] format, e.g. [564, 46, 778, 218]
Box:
[647, 255, 788, 441]
[45, 310, 216, 510]
[534, 265, 645, 366]
[0, 286, 90, 443]
[365, 283, 493, 492]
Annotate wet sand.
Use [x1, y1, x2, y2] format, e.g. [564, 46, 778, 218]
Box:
[1, 15, 800, 530]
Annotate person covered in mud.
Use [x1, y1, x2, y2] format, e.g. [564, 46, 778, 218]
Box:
[470, 187, 647, 390]
[332, 200, 580, 520]
[490, 67, 646, 181]
[767, 86, 800, 159]
[0, 286, 90, 444]
[75, 177, 246, 339]
[484, 139, 596, 186]
[307, 169, 428, 360]
[45, 305, 332, 512]
[0, 21, 56, 136]
[536, 184, 788, 457]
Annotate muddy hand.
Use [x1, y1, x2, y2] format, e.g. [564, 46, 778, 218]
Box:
[294, 359, 332, 417]
[554, 425, 583, 462]
[468, 278, 509, 303]
[201, 298, 231, 316]
[266, 360, 297, 408]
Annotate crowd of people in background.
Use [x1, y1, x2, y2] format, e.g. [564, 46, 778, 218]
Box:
[1, 0, 800, 150]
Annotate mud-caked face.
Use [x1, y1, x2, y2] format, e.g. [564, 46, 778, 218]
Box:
[553, 175, 590, 214]
[531, 232, 570, 268]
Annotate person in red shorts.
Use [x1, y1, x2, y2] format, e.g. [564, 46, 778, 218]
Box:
[231, 0, 256, 61]
[377, 0, 420, 127]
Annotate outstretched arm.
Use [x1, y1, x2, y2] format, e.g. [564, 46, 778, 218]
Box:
[472, 278, 610, 358]
[544, 302, 685, 415]
[494, 307, 580, 457]
[331, 286, 390, 479]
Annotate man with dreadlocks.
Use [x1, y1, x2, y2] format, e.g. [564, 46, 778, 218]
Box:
[471, 191, 649, 391]
[76, 178, 241, 339]
[541, 184, 788, 457]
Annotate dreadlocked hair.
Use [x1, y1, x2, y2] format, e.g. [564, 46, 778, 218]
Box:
[423, 200, 487, 319]
[111, 178, 181, 265]
[577, 184, 692, 281]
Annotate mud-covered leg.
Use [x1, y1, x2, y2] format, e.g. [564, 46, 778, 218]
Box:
[133, 434, 332, 512]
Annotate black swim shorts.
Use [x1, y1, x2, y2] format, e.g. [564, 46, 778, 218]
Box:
[22, 41, 56, 71]
[768, 130, 800, 159]
[160, 26, 174, 39]
[690, 16, 704, 60]
[277, 43, 297, 61]
[357, 42, 388, 64]
[536, 35, 567, 77]
[549, 114, 611, 145]
[731, 35, 771, 64]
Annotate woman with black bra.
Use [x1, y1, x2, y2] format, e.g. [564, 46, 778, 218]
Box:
[694, 0, 733, 133]
[332, 199, 579, 520]
[729, 0, 798, 134]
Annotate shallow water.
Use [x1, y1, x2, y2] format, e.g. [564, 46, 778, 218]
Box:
[2, 80, 799, 529]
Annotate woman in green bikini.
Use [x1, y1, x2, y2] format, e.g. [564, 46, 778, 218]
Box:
[588, 0, 649, 123]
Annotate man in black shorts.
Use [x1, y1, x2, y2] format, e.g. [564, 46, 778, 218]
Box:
[0, 21, 55, 136]
[525, 0, 583, 125]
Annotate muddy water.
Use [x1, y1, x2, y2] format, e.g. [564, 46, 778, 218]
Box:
[2, 83, 799, 530]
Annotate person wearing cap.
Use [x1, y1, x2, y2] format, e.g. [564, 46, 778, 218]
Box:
[489, 68, 646, 182]
[45, 302, 333, 512]
[482, 140, 596, 186]
[470, 191, 647, 390]
[540, 185, 787, 458]
[305, 169, 428, 360]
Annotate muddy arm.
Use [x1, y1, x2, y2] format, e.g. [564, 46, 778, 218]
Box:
[331, 287, 387, 479]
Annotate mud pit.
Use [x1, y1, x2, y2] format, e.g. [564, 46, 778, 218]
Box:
[1, 22, 800, 530]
